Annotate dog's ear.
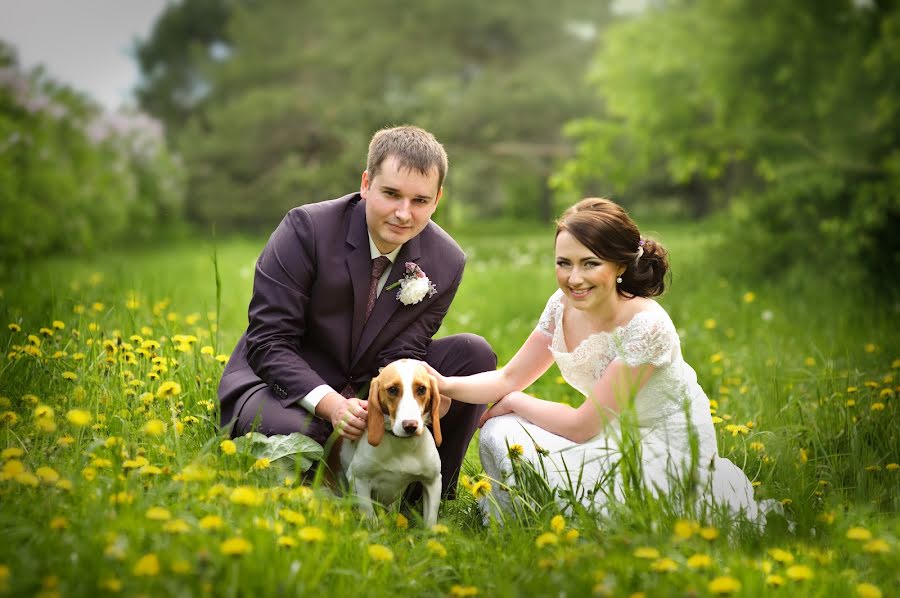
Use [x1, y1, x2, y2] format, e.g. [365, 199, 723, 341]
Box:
[428, 374, 442, 447]
[366, 376, 384, 447]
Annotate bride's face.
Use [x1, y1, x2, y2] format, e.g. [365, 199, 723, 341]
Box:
[555, 231, 624, 311]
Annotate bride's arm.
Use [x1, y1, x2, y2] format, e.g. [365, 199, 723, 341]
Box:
[485, 358, 655, 443]
[433, 330, 555, 405]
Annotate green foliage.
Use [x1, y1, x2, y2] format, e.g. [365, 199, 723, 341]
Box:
[0, 43, 186, 268]
[135, 0, 611, 230]
[558, 0, 900, 284]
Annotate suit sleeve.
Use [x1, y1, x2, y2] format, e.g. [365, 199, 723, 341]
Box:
[373, 256, 465, 368]
[244, 209, 327, 408]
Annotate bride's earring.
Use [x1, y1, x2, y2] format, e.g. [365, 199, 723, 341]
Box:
[616, 276, 623, 284]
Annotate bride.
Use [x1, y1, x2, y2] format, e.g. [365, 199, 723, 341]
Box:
[428, 198, 770, 521]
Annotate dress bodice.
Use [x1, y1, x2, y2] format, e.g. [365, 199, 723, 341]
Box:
[536, 290, 715, 453]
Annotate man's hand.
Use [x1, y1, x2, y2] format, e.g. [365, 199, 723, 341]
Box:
[316, 393, 368, 440]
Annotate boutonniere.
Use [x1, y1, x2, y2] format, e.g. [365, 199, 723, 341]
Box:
[385, 262, 437, 305]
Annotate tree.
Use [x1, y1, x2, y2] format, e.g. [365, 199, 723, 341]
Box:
[557, 0, 900, 283]
[136, 0, 613, 230]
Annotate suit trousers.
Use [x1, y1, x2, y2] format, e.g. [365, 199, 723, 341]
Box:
[228, 332, 496, 498]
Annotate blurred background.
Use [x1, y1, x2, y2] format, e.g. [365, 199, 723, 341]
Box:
[1, 0, 897, 288]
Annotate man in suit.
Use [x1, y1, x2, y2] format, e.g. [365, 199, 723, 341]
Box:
[218, 125, 496, 498]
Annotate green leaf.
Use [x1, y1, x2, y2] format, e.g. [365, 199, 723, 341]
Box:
[234, 432, 324, 472]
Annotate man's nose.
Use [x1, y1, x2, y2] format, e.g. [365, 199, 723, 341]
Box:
[394, 201, 411, 221]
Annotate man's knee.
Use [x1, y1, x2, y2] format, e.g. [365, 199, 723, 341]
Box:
[442, 332, 497, 374]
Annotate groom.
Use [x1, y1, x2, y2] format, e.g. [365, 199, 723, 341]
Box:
[218, 125, 495, 497]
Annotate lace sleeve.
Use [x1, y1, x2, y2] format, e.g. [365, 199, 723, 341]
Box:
[618, 310, 679, 368]
[536, 289, 564, 338]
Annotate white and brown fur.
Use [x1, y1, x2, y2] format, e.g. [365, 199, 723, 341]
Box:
[339, 359, 443, 526]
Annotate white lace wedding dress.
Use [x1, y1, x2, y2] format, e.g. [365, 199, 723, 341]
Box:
[479, 289, 773, 522]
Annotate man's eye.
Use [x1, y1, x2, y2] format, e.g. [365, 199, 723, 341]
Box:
[417, 385, 427, 395]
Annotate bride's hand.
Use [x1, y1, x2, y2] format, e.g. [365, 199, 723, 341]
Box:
[478, 392, 523, 427]
[419, 361, 448, 392]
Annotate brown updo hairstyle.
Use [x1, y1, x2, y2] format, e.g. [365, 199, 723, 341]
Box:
[556, 198, 670, 298]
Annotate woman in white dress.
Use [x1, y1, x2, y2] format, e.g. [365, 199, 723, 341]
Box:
[428, 198, 771, 522]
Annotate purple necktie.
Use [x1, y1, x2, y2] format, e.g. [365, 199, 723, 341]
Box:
[365, 256, 392, 322]
[341, 256, 391, 399]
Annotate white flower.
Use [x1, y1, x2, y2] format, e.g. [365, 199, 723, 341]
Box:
[398, 276, 433, 305]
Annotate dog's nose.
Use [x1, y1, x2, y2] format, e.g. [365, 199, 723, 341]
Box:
[402, 420, 419, 434]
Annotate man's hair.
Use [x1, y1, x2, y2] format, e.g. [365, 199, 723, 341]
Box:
[366, 125, 448, 192]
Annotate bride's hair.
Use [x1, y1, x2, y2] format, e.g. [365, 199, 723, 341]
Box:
[556, 198, 669, 298]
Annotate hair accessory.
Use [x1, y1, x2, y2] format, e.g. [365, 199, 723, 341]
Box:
[639, 238, 645, 247]
[636, 247, 644, 259]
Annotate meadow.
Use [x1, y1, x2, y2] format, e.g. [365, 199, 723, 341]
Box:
[0, 221, 897, 597]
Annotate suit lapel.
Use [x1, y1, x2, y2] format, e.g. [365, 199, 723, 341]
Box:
[352, 232, 423, 367]
[346, 202, 371, 353]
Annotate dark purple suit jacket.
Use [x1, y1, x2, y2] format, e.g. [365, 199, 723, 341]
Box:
[218, 193, 466, 426]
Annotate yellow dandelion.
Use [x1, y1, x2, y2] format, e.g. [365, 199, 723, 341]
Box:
[142, 419, 166, 436]
[846, 527, 873, 541]
[704, 318, 717, 329]
[367, 544, 394, 562]
[215, 354, 229, 364]
[395, 513, 409, 530]
[132, 554, 160, 577]
[426, 539, 447, 557]
[804, 356, 816, 367]
[156, 381, 182, 399]
[145, 507, 172, 521]
[49, 516, 68, 530]
[164, 519, 190, 534]
[1, 447, 24, 460]
[550, 514, 565, 533]
[298, 526, 325, 542]
[766, 574, 785, 587]
[785, 565, 813, 581]
[431, 523, 449, 534]
[699, 526, 719, 541]
[220, 537, 253, 556]
[449, 585, 479, 597]
[99, 578, 122, 592]
[61, 371, 78, 381]
[469, 479, 492, 498]
[743, 292, 756, 303]
[886, 463, 899, 471]
[768, 548, 794, 563]
[278, 509, 306, 525]
[799, 448, 809, 464]
[535, 532, 558, 548]
[199, 515, 225, 531]
[229, 486, 264, 507]
[8, 323, 21, 332]
[565, 529, 580, 542]
[508, 443, 524, 458]
[65, 409, 92, 427]
[633, 547, 660, 559]
[36, 467, 59, 484]
[651, 558, 678, 573]
[864, 343, 877, 353]
[862, 539, 889, 554]
[34, 404, 55, 419]
[251, 458, 271, 470]
[708, 576, 741, 595]
[686, 553, 712, 569]
[15, 471, 39, 486]
[277, 536, 297, 548]
[870, 402, 885, 411]
[856, 583, 883, 598]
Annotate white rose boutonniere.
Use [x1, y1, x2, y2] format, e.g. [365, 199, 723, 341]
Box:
[385, 262, 437, 306]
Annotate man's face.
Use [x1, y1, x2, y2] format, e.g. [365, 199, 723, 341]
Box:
[361, 155, 442, 254]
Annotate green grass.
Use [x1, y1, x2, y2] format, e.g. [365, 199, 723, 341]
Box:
[0, 222, 897, 597]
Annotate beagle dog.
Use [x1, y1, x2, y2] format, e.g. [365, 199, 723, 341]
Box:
[340, 359, 443, 526]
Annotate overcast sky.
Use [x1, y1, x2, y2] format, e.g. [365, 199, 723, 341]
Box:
[0, 1, 169, 110]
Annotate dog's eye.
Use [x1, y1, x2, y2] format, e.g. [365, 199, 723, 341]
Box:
[417, 385, 427, 396]
[387, 386, 399, 396]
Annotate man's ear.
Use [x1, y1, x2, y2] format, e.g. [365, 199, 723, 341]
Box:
[360, 170, 370, 199]
[366, 377, 384, 447]
[433, 185, 443, 208]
